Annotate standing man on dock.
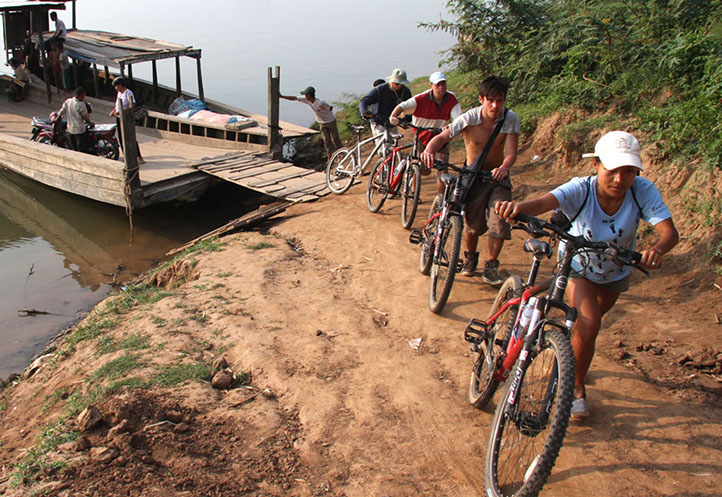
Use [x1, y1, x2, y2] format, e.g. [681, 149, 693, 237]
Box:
[45, 12, 67, 52]
[54, 87, 93, 153]
[280, 86, 342, 160]
[359, 68, 412, 156]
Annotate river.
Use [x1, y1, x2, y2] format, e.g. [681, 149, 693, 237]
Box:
[0, 0, 455, 379]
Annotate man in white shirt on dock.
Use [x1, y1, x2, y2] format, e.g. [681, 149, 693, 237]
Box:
[54, 87, 93, 153]
[280, 86, 342, 160]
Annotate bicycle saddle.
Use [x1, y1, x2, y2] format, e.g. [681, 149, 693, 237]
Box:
[523, 238, 553, 258]
[440, 172, 457, 185]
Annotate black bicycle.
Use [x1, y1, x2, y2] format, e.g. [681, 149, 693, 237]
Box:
[410, 160, 494, 314]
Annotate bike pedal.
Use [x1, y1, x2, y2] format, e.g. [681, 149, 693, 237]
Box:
[455, 260, 465, 273]
[464, 318, 489, 345]
[408, 230, 423, 245]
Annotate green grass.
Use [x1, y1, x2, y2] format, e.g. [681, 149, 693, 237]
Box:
[9, 419, 78, 487]
[91, 353, 145, 381]
[247, 241, 275, 251]
[153, 362, 213, 386]
[216, 271, 233, 278]
[64, 316, 119, 347]
[152, 238, 226, 275]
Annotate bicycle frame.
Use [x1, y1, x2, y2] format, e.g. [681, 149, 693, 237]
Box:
[372, 142, 413, 194]
[350, 126, 394, 176]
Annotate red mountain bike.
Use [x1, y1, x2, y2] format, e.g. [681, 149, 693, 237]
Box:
[463, 213, 648, 497]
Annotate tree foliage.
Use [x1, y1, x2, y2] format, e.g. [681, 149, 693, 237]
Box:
[423, 0, 722, 169]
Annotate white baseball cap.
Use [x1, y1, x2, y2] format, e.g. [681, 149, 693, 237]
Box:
[582, 131, 643, 171]
[429, 71, 447, 84]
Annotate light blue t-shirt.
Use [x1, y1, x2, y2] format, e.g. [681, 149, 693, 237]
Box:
[551, 176, 671, 284]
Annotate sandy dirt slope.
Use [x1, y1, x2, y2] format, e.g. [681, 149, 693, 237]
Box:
[0, 152, 720, 497]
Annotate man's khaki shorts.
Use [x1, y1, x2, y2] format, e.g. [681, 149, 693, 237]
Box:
[464, 179, 512, 239]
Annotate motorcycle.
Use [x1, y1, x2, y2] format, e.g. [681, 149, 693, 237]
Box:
[30, 112, 120, 160]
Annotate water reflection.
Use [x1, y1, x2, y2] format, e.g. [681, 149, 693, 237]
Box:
[0, 168, 263, 378]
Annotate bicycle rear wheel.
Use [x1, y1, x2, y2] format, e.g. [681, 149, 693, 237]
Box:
[469, 275, 523, 409]
[326, 148, 357, 194]
[419, 195, 441, 276]
[366, 157, 389, 213]
[428, 213, 462, 313]
[401, 161, 422, 229]
[485, 328, 575, 497]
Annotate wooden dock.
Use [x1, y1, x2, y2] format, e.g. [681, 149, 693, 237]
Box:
[188, 152, 329, 202]
[0, 89, 328, 207]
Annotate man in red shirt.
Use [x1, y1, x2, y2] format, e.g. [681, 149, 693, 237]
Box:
[390, 71, 462, 191]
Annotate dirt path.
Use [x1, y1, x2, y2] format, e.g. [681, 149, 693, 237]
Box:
[1, 159, 720, 497]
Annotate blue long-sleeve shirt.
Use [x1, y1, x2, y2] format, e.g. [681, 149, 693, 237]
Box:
[359, 83, 411, 124]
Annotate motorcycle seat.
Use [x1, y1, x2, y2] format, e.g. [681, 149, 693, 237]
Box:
[91, 123, 117, 132]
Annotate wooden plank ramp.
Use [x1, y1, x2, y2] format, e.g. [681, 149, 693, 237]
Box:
[187, 151, 329, 202]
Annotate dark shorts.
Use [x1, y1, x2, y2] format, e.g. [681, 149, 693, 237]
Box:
[464, 177, 512, 239]
[569, 270, 631, 293]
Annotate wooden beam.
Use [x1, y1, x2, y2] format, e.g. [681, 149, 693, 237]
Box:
[92, 63, 100, 98]
[175, 56, 181, 96]
[128, 63, 133, 87]
[267, 66, 281, 159]
[34, 8, 52, 104]
[196, 57, 204, 101]
[152, 59, 158, 106]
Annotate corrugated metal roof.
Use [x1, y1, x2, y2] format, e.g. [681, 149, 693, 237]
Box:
[36, 29, 201, 67]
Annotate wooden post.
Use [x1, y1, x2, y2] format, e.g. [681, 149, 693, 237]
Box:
[71, 57, 79, 90]
[104, 65, 110, 88]
[119, 102, 141, 218]
[71, 0, 77, 29]
[35, 9, 52, 103]
[120, 63, 126, 79]
[128, 64, 133, 87]
[152, 60, 158, 105]
[195, 56, 204, 101]
[267, 66, 281, 159]
[92, 63, 100, 98]
[175, 56, 182, 96]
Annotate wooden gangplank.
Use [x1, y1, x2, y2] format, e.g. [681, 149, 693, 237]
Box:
[188, 152, 329, 202]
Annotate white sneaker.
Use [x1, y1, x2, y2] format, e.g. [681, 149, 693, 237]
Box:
[571, 397, 590, 419]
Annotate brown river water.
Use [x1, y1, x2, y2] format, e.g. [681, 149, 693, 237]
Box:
[0, 168, 265, 379]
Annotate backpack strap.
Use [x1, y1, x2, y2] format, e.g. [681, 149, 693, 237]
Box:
[467, 108, 509, 174]
[568, 176, 592, 225]
[569, 177, 642, 226]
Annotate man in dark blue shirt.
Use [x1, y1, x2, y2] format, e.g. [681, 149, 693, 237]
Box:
[359, 68, 412, 155]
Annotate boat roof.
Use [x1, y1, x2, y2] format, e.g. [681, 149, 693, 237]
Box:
[0, 1, 67, 11]
[51, 30, 202, 68]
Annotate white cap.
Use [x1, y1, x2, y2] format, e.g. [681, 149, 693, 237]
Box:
[386, 68, 410, 86]
[582, 131, 643, 171]
[429, 71, 447, 84]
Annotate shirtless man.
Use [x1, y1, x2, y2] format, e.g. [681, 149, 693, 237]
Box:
[421, 76, 519, 286]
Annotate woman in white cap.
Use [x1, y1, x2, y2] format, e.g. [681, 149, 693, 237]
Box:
[494, 130, 679, 419]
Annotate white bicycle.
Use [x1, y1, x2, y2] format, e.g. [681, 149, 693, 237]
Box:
[325, 119, 398, 195]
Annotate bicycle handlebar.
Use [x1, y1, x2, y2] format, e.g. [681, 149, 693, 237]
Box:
[397, 121, 442, 135]
[432, 159, 494, 182]
[512, 213, 649, 275]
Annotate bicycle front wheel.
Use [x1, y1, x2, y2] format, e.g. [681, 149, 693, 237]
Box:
[366, 157, 389, 213]
[326, 149, 357, 194]
[469, 275, 523, 409]
[428, 213, 462, 314]
[419, 195, 441, 276]
[485, 328, 575, 497]
[401, 161, 422, 229]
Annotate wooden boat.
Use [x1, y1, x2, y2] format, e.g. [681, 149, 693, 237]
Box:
[0, 1, 324, 209]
